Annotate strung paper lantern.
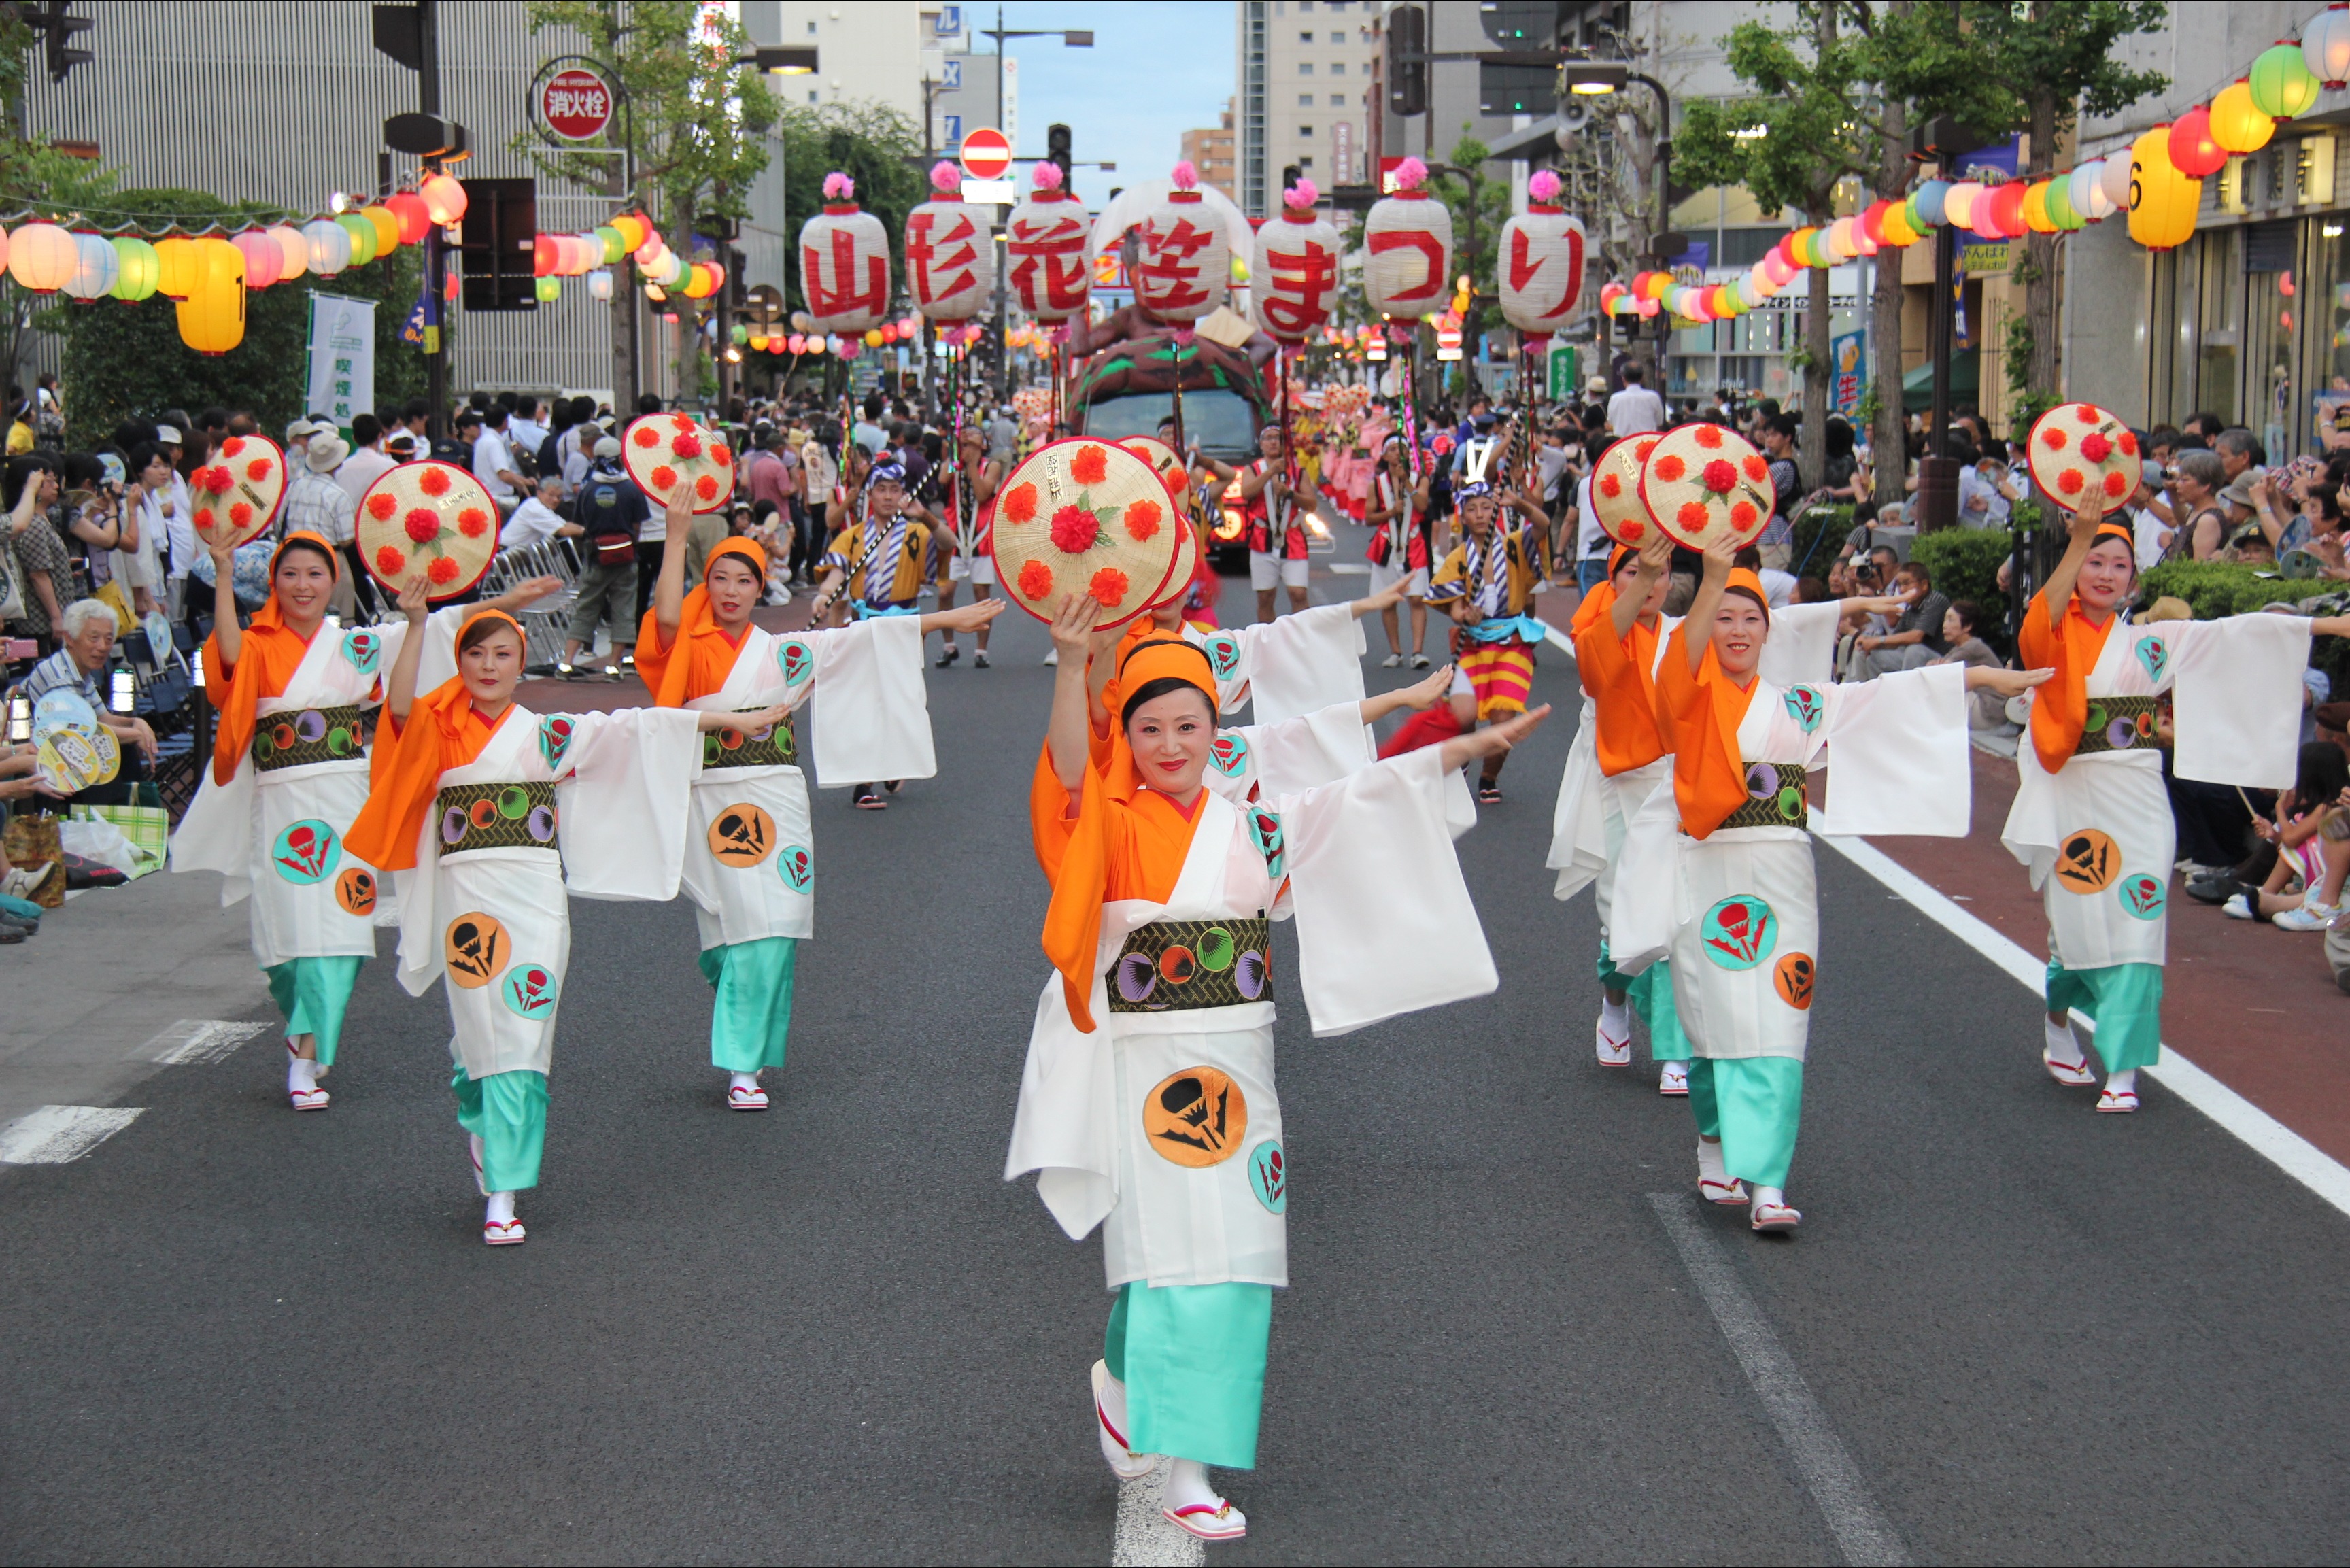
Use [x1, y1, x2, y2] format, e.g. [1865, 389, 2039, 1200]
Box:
[2020, 182, 2055, 233]
[418, 173, 468, 226]
[61, 231, 116, 301]
[1640, 424, 1774, 553]
[2309, 5, 2350, 89]
[266, 224, 307, 280]
[862, 327, 883, 347]
[2026, 401, 2139, 509]
[335, 212, 377, 267]
[534, 276, 560, 302]
[2209, 80, 2275, 156]
[588, 268, 613, 302]
[188, 434, 286, 548]
[1985, 182, 2028, 237]
[1136, 160, 1229, 325]
[1914, 180, 1950, 228]
[356, 461, 498, 600]
[177, 237, 246, 354]
[302, 219, 350, 277]
[109, 236, 158, 301]
[592, 224, 624, 263]
[2251, 40, 2321, 120]
[621, 413, 735, 514]
[1943, 181, 1983, 230]
[1255, 177, 1345, 343]
[1881, 203, 1920, 248]
[2045, 175, 2081, 231]
[2167, 106, 2228, 179]
[231, 230, 282, 290]
[989, 438, 1180, 630]
[1364, 156, 1452, 318]
[2068, 161, 2113, 223]
[359, 205, 400, 256]
[905, 160, 994, 323]
[8, 222, 75, 293]
[798, 171, 889, 335]
[2128, 125, 2202, 251]
[385, 191, 431, 245]
[1859, 201, 1890, 246]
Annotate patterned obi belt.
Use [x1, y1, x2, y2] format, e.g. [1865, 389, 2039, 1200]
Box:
[435, 781, 559, 857]
[253, 704, 371, 772]
[2072, 695, 2161, 757]
[1722, 760, 1809, 832]
[701, 711, 797, 770]
[1108, 918, 1274, 1013]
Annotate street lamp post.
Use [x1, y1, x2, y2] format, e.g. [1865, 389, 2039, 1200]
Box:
[1561, 59, 1677, 384]
[977, 5, 1091, 400]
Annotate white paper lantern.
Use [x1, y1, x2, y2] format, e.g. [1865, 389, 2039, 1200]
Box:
[2098, 153, 2134, 216]
[2308, 3, 2350, 90]
[1251, 180, 1342, 343]
[905, 162, 993, 322]
[63, 231, 118, 301]
[303, 218, 350, 277]
[1006, 164, 1092, 322]
[1133, 161, 1228, 326]
[2067, 160, 2111, 222]
[588, 268, 613, 302]
[1363, 156, 1452, 319]
[1495, 173, 1585, 342]
[798, 171, 891, 335]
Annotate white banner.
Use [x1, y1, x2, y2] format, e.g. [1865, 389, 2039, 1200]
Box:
[304, 292, 375, 433]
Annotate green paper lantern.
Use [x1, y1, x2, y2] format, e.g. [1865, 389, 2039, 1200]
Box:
[2044, 175, 2081, 231]
[109, 235, 158, 300]
[535, 275, 560, 302]
[2250, 41, 2321, 120]
[334, 212, 377, 266]
[595, 225, 625, 263]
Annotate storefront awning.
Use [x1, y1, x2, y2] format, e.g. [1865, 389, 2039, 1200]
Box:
[1903, 352, 1979, 411]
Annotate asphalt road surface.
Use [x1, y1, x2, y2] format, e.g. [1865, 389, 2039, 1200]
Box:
[8, 558, 2350, 1565]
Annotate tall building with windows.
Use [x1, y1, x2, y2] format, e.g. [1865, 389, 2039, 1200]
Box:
[1181, 102, 1238, 194]
[1233, 0, 1382, 217]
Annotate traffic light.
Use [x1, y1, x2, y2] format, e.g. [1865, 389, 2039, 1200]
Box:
[1047, 123, 1072, 187]
[1281, 163, 1301, 197]
[1386, 5, 1427, 118]
[20, 1, 92, 85]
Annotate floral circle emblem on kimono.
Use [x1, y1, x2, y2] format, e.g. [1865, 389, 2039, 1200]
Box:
[2135, 634, 2170, 683]
[1699, 895, 1777, 970]
[2054, 828, 2121, 894]
[1249, 1139, 1288, 1214]
[779, 843, 813, 891]
[1782, 685, 1824, 736]
[1144, 1066, 1248, 1168]
[341, 628, 382, 675]
[335, 866, 377, 917]
[1202, 631, 1244, 681]
[2119, 873, 2166, 919]
[778, 637, 815, 687]
[1745, 762, 1806, 823]
[1248, 805, 1286, 879]
[539, 715, 574, 770]
[443, 912, 509, 989]
[501, 962, 560, 1019]
[271, 819, 342, 885]
[707, 803, 777, 867]
[1209, 732, 1250, 778]
[1773, 952, 1816, 1010]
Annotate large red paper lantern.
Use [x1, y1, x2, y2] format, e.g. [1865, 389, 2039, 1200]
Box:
[1251, 178, 1342, 343]
[1363, 156, 1452, 318]
[1495, 169, 1584, 344]
[798, 171, 890, 335]
[904, 160, 993, 322]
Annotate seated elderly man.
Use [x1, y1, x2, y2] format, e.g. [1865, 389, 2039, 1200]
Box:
[13, 597, 158, 804]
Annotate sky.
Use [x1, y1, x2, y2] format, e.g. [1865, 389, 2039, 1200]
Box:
[973, 1, 1235, 209]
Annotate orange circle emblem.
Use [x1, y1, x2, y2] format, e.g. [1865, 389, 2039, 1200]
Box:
[443, 910, 510, 989]
[335, 866, 377, 917]
[706, 803, 777, 867]
[1773, 952, 1816, 1010]
[2054, 828, 2121, 894]
[1142, 1066, 1248, 1168]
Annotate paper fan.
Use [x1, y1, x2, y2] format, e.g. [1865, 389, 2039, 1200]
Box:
[991, 438, 1180, 629]
[1589, 434, 1664, 545]
[31, 689, 118, 792]
[189, 434, 288, 550]
[1637, 424, 1775, 553]
[1116, 434, 1192, 505]
[355, 460, 500, 600]
[623, 413, 736, 513]
[2026, 402, 2139, 511]
[1150, 514, 1201, 611]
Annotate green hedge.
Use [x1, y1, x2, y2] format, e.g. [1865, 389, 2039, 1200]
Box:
[1911, 528, 2013, 628]
[1784, 502, 1852, 579]
[2139, 561, 2350, 698]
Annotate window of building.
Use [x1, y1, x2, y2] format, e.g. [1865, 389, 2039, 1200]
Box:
[1299, 156, 1314, 168]
[1330, 93, 1346, 105]
[806, 19, 816, 31]
[808, 90, 819, 103]
[1298, 92, 1314, 106]
[1331, 30, 1346, 41]
[1330, 61, 1345, 74]
[1299, 62, 1313, 74]
[1299, 125, 1315, 137]
[1300, 30, 1314, 41]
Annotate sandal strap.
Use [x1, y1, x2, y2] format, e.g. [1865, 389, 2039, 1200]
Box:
[1095, 1400, 1131, 1451]
[1170, 1502, 1229, 1518]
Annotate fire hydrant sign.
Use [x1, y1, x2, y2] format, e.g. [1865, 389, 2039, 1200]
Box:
[538, 67, 614, 141]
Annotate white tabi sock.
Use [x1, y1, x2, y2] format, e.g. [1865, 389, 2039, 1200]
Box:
[2105, 1068, 2137, 1097]
[1753, 1185, 1787, 1210]
[485, 1190, 516, 1225]
[1599, 994, 1632, 1040]
[2044, 1017, 2088, 1070]
[287, 1054, 319, 1093]
[730, 1070, 762, 1093]
[1164, 1457, 1221, 1512]
[1697, 1137, 1729, 1187]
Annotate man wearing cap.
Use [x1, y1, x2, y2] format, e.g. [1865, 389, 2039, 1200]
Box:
[561, 436, 650, 680]
[283, 416, 318, 460]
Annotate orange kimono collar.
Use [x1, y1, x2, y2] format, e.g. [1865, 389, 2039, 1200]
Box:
[201, 531, 343, 785]
[636, 538, 769, 708]
[1656, 625, 1760, 840]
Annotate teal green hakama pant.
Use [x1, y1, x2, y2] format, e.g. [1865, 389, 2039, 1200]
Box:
[1688, 1056, 1805, 1189]
[1104, 1281, 1274, 1470]
[452, 1066, 548, 1192]
[1597, 941, 1691, 1063]
[264, 955, 366, 1066]
[698, 937, 797, 1073]
[2045, 958, 2164, 1072]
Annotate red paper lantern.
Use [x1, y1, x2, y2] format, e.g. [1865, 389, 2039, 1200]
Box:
[1985, 182, 2029, 237]
[2166, 105, 2229, 179]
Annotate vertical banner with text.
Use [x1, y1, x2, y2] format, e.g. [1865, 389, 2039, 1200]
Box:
[305, 293, 376, 432]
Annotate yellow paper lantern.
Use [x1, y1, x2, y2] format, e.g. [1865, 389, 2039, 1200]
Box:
[2022, 182, 2056, 233]
[176, 236, 246, 354]
[2209, 80, 2273, 155]
[2127, 126, 2202, 250]
[862, 328, 883, 347]
[154, 235, 199, 299]
[360, 204, 401, 254]
[1880, 205, 1919, 248]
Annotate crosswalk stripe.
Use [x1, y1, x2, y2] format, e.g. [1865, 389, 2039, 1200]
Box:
[0, 1105, 146, 1165]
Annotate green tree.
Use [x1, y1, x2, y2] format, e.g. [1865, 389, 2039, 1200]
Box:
[0, 6, 119, 379]
[1426, 133, 1511, 404]
[768, 100, 925, 318]
[520, 1, 777, 405]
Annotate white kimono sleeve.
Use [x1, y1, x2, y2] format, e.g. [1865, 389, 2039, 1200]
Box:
[2170, 613, 2312, 789]
[1004, 974, 1120, 1241]
[1607, 783, 1683, 976]
[1758, 600, 1842, 690]
[168, 755, 256, 901]
[1242, 698, 1374, 797]
[806, 615, 938, 787]
[556, 707, 706, 900]
[1235, 602, 1367, 723]
[371, 604, 469, 696]
[1820, 662, 1971, 837]
[1547, 694, 1609, 899]
[1279, 747, 1499, 1036]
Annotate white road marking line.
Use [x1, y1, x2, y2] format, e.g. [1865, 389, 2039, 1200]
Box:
[1112, 1457, 1203, 1567]
[0, 1105, 146, 1165]
[1648, 1193, 1913, 1568]
[1819, 832, 2350, 1222]
[1327, 562, 1369, 575]
[145, 1019, 271, 1066]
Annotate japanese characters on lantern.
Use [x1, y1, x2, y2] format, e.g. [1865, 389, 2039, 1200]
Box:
[798, 171, 891, 335]
[1006, 162, 1091, 322]
[905, 160, 993, 323]
[1134, 160, 1228, 326]
[1363, 156, 1452, 319]
[1497, 171, 1586, 342]
[1251, 180, 1342, 345]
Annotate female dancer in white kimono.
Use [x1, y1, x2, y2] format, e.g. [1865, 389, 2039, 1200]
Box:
[2005, 499, 2350, 1109]
[637, 510, 1004, 1108]
[1007, 594, 1540, 1541]
[345, 585, 786, 1244]
[1613, 543, 2045, 1230]
[169, 530, 557, 1110]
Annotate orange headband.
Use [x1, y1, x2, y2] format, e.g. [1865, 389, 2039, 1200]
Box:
[271, 529, 342, 582]
[1114, 636, 1219, 717]
[1723, 566, 1771, 627]
[457, 607, 524, 648]
[706, 536, 768, 584]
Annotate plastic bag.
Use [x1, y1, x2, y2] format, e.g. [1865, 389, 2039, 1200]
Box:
[57, 815, 151, 876]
